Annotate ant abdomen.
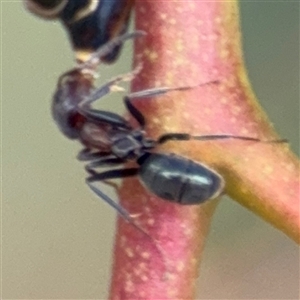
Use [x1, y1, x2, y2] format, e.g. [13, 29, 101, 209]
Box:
[138, 153, 225, 205]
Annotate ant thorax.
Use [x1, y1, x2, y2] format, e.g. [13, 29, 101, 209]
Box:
[110, 129, 155, 160]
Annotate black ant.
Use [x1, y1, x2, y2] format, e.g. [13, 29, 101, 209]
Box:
[52, 31, 286, 273]
[25, 0, 133, 62]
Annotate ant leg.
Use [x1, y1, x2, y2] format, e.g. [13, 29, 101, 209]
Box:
[79, 108, 131, 129]
[127, 80, 219, 100]
[157, 133, 287, 144]
[76, 67, 144, 129]
[78, 31, 146, 69]
[87, 168, 169, 277]
[85, 158, 124, 176]
[87, 168, 139, 221]
[123, 81, 219, 129]
[78, 149, 124, 175]
[77, 66, 144, 128]
[102, 180, 120, 193]
[86, 157, 124, 170]
[79, 64, 142, 108]
[123, 95, 146, 128]
[128, 86, 195, 100]
[123, 86, 195, 129]
[77, 148, 111, 161]
[192, 134, 288, 143]
[122, 86, 193, 128]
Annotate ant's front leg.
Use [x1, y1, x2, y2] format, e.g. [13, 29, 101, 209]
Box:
[77, 66, 144, 129]
[78, 31, 146, 70]
[79, 65, 142, 109]
[86, 168, 168, 274]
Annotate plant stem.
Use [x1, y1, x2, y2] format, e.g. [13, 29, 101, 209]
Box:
[110, 1, 299, 298]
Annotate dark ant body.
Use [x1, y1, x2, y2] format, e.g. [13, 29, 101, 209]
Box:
[51, 31, 286, 273]
[52, 32, 285, 225]
[25, 0, 133, 62]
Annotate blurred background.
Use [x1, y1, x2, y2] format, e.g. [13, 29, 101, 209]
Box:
[2, 1, 299, 299]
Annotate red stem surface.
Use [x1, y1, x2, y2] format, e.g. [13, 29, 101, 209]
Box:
[110, 1, 299, 299]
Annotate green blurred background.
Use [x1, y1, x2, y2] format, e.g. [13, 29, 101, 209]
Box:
[2, 1, 299, 299]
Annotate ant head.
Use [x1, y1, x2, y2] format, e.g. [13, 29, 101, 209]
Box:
[52, 68, 94, 139]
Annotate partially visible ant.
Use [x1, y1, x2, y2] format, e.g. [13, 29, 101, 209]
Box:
[25, 0, 133, 62]
[51, 31, 286, 274]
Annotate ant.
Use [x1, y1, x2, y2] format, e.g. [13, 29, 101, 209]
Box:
[52, 30, 286, 227]
[52, 31, 286, 273]
[25, 0, 133, 62]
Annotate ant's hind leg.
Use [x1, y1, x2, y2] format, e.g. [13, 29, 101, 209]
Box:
[86, 168, 139, 222]
[86, 168, 169, 276]
[157, 133, 288, 145]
